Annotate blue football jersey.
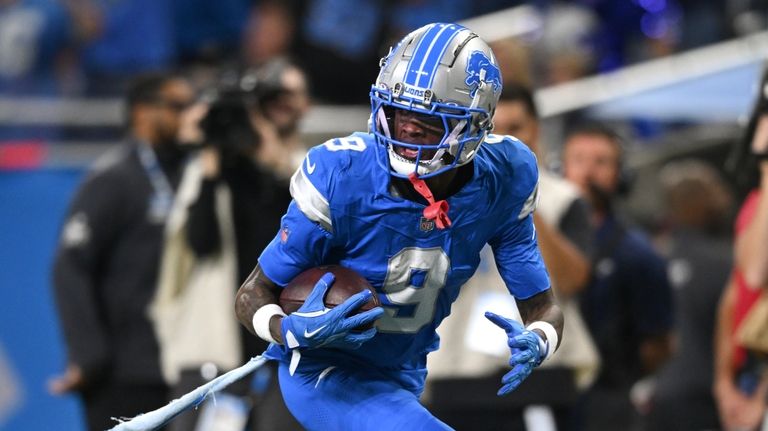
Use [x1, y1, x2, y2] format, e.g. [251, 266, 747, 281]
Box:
[259, 132, 549, 388]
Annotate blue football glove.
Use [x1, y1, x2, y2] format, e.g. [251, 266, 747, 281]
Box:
[485, 311, 545, 396]
[281, 273, 385, 351]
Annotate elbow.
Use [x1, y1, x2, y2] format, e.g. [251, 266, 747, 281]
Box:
[234, 287, 252, 329]
[742, 266, 768, 289]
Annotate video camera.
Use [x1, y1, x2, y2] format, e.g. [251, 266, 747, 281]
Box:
[198, 70, 259, 155]
[199, 61, 294, 155]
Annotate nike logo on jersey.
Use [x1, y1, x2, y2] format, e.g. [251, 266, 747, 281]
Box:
[306, 155, 316, 174]
[304, 325, 327, 338]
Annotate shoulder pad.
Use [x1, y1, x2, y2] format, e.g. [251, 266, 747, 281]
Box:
[482, 134, 539, 219]
[289, 134, 372, 232]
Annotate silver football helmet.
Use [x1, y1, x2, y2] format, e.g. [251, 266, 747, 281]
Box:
[370, 23, 502, 178]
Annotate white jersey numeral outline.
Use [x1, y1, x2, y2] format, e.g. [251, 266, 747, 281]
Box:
[377, 247, 450, 334]
[323, 136, 367, 152]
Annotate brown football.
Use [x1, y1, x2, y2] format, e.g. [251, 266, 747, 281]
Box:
[279, 265, 381, 315]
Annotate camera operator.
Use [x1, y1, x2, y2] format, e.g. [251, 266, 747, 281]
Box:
[249, 58, 310, 180]
[150, 61, 307, 431]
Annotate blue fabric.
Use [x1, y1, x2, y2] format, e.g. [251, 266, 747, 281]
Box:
[82, 0, 174, 73]
[390, 0, 473, 38]
[0, 0, 73, 95]
[277, 360, 452, 431]
[172, 0, 250, 59]
[260, 132, 550, 396]
[302, 0, 383, 59]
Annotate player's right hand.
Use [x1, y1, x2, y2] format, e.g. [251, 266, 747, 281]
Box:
[280, 273, 384, 351]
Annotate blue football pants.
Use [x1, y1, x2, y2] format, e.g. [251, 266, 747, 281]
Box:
[277, 361, 453, 430]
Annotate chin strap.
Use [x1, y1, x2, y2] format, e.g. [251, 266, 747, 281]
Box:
[408, 172, 452, 229]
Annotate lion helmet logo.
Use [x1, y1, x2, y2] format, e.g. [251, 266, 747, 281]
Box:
[465, 51, 502, 98]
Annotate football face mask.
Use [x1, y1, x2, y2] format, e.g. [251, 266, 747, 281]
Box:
[374, 105, 461, 175]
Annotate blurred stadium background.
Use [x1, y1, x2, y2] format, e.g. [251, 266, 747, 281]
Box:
[1, 1, 767, 429]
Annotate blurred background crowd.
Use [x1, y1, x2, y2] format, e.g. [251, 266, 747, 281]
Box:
[2, 0, 768, 430]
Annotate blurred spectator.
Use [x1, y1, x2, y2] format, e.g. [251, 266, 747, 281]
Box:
[730, 0, 768, 37]
[489, 38, 532, 88]
[536, 2, 599, 85]
[714, 64, 768, 431]
[676, 0, 729, 50]
[173, 0, 251, 65]
[577, 0, 676, 73]
[48, 72, 194, 431]
[0, 0, 76, 96]
[241, 0, 296, 69]
[427, 83, 598, 430]
[646, 160, 733, 431]
[150, 63, 307, 431]
[250, 58, 311, 180]
[561, 122, 673, 431]
[79, 0, 175, 96]
[387, 0, 473, 42]
[0, 0, 81, 141]
[294, 0, 490, 104]
[294, 0, 386, 104]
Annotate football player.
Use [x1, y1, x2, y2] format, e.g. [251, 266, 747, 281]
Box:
[235, 23, 563, 430]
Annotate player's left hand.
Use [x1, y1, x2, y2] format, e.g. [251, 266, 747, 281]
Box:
[485, 311, 545, 396]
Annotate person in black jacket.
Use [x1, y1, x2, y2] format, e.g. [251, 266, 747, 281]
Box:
[48, 72, 195, 431]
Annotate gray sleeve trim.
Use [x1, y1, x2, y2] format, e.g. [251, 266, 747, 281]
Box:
[289, 167, 333, 233]
[518, 181, 539, 220]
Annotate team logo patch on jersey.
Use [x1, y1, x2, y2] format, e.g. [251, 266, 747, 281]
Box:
[465, 51, 502, 97]
[280, 227, 290, 243]
[62, 212, 90, 248]
[419, 217, 435, 232]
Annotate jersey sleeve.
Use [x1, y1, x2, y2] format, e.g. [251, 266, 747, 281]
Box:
[257, 143, 348, 286]
[490, 214, 551, 299]
[487, 135, 550, 299]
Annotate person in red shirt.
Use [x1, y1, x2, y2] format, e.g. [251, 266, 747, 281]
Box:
[714, 65, 768, 431]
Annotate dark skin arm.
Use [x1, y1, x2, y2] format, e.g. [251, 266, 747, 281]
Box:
[236, 262, 565, 349]
[515, 288, 564, 349]
[235, 263, 286, 344]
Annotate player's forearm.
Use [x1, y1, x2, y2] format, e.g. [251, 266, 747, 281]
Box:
[533, 214, 591, 296]
[516, 289, 564, 349]
[235, 264, 284, 343]
[736, 168, 768, 286]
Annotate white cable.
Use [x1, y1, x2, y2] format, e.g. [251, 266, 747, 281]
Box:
[109, 356, 268, 430]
